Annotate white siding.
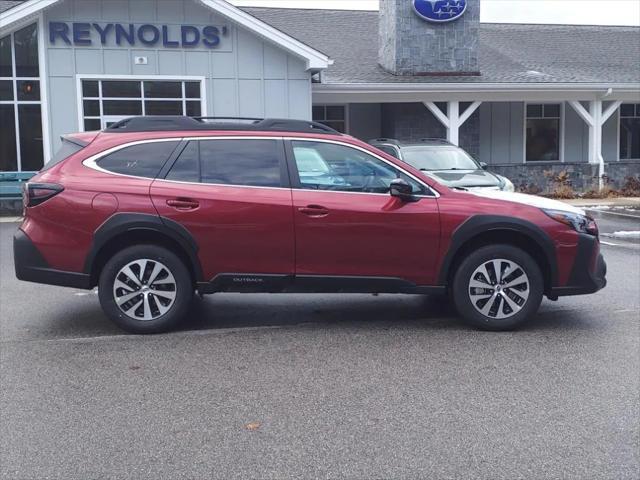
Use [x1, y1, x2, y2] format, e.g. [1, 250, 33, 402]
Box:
[43, 0, 312, 153]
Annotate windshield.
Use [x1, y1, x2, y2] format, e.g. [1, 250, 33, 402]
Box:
[401, 146, 480, 171]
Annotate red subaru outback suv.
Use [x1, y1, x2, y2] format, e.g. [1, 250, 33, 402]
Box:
[14, 116, 606, 333]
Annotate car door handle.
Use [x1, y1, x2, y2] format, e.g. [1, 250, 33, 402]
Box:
[166, 198, 200, 211]
[298, 205, 329, 218]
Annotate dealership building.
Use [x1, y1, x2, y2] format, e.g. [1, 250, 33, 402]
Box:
[0, 0, 639, 191]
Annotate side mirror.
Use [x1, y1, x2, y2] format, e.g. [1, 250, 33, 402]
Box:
[390, 178, 418, 202]
[479, 162, 488, 170]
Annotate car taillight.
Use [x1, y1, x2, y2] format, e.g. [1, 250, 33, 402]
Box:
[24, 183, 64, 207]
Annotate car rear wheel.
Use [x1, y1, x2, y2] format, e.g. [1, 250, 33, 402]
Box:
[452, 245, 543, 331]
[98, 245, 193, 334]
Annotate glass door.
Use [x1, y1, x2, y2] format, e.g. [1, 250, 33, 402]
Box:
[0, 23, 44, 172]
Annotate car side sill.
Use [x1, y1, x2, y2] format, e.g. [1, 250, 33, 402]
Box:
[198, 273, 446, 295]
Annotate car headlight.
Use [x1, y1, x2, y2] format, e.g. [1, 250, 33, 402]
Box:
[542, 209, 598, 236]
[500, 176, 515, 192]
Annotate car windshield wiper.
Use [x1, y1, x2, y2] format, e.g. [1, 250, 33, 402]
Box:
[451, 186, 469, 191]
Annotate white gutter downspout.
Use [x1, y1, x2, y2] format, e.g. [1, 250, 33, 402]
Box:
[569, 92, 622, 192]
[598, 89, 613, 190]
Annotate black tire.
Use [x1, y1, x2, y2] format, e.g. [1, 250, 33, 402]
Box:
[98, 244, 193, 334]
[451, 244, 544, 331]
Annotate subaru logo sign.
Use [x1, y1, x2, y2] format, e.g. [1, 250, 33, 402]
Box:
[413, 0, 467, 23]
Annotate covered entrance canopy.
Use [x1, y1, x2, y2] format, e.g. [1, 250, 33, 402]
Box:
[247, 7, 640, 191]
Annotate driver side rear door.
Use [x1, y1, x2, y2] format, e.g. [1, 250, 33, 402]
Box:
[286, 139, 441, 287]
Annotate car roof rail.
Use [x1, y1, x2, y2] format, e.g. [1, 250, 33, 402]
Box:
[104, 116, 341, 134]
[417, 137, 454, 145]
[369, 138, 401, 145]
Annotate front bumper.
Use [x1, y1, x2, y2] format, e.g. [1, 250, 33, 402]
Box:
[549, 234, 607, 297]
[14, 229, 91, 289]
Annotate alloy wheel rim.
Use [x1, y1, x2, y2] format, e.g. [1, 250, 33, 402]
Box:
[113, 259, 177, 321]
[468, 258, 530, 320]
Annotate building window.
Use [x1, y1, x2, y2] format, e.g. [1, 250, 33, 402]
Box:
[81, 79, 203, 131]
[0, 24, 43, 172]
[620, 103, 640, 160]
[312, 105, 346, 133]
[526, 103, 561, 162]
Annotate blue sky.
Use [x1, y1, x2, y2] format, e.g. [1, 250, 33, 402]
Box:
[230, 0, 640, 26]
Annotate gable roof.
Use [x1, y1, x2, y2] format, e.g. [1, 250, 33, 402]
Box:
[0, 0, 331, 70]
[244, 7, 640, 85]
[0, 1, 23, 14]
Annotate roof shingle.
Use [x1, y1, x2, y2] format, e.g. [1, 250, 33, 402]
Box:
[243, 7, 640, 84]
[3, 2, 638, 84]
[0, 0, 25, 14]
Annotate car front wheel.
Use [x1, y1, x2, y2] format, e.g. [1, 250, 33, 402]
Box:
[98, 245, 193, 334]
[452, 245, 544, 331]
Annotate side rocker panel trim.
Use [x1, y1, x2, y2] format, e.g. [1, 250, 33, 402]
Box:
[200, 273, 447, 295]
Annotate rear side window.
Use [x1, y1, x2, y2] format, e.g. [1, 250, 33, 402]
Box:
[166, 139, 283, 187]
[41, 139, 84, 171]
[97, 141, 180, 178]
[166, 141, 200, 183]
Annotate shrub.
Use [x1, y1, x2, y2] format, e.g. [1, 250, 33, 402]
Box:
[543, 170, 576, 199]
[517, 183, 542, 195]
[620, 176, 640, 197]
[582, 186, 620, 199]
[551, 184, 577, 199]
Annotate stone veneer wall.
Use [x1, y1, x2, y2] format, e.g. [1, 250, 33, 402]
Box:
[491, 161, 640, 193]
[378, 0, 480, 75]
[380, 103, 480, 159]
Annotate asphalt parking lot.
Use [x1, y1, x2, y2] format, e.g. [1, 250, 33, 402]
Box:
[1, 209, 639, 480]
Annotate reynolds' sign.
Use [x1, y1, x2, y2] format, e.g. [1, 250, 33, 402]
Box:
[49, 22, 228, 48]
[413, 0, 467, 23]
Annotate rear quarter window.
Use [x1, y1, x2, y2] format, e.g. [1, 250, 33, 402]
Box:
[97, 141, 180, 178]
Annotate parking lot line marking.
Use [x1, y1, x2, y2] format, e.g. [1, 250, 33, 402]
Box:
[0, 217, 22, 223]
[588, 209, 640, 219]
[600, 241, 619, 246]
[0, 324, 289, 346]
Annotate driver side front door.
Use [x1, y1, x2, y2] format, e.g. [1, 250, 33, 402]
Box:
[287, 139, 441, 287]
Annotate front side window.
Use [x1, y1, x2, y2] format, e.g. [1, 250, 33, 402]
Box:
[291, 141, 426, 194]
[97, 141, 180, 178]
[166, 139, 284, 188]
[526, 103, 561, 162]
[620, 103, 640, 160]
